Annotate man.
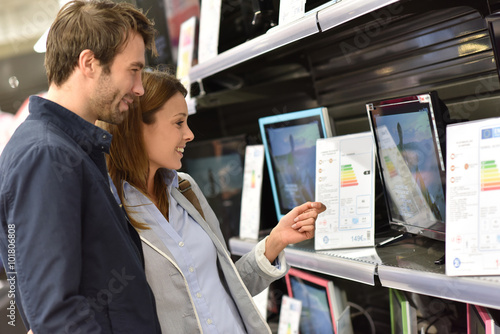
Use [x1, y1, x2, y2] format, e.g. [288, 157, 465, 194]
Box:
[0, 1, 162, 333]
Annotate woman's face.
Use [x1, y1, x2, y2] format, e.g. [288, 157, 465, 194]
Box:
[142, 92, 194, 172]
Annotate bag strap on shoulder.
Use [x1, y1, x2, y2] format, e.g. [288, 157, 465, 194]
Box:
[178, 176, 205, 220]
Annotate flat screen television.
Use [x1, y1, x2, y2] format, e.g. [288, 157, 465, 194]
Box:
[259, 107, 333, 220]
[468, 304, 500, 334]
[389, 289, 417, 334]
[286, 268, 335, 334]
[366, 92, 447, 242]
[181, 134, 247, 243]
[285, 267, 353, 334]
[486, 13, 500, 81]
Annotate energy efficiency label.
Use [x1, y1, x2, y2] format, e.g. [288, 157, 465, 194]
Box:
[315, 132, 375, 250]
[446, 118, 500, 276]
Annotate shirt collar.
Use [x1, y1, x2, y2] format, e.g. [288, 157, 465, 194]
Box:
[122, 169, 179, 201]
[160, 169, 179, 191]
[28, 95, 112, 154]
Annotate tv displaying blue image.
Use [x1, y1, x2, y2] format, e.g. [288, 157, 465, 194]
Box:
[259, 108, 333, 220]
[285, 267, 353, 334]
[291, 275, 334, 334]
[184, 154, 243, 197]
[266, 123, 319, 210]
[181, 135, 246, 243]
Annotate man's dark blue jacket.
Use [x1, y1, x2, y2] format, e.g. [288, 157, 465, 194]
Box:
[0, 96, 161, 333]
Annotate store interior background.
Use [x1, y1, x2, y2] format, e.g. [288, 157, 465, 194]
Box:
[2, 0, 500, 333]
[0, 0, 55, 115]
[0, 0, 176, 116]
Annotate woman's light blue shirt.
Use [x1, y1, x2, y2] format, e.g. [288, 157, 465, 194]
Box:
[122, 169, 246, 334]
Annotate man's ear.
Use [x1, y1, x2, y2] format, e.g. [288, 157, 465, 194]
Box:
[78, 49, 99, 78]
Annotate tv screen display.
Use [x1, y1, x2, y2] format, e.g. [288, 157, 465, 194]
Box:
[487, 13, 500, 82]
[367, 92, 447, 241]
[285, 267, 338, 334]
[259, 108, 333, 220]
[181, 134, 247, 243]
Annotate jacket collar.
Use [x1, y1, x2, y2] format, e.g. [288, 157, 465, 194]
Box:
[171, 187, 207, 230]
[28, 95, 112, 154]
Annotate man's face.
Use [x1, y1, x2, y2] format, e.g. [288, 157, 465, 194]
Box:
[91, 32, 146, 124]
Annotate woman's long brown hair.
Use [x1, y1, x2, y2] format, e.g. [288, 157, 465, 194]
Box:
[101, 69, 187, 229]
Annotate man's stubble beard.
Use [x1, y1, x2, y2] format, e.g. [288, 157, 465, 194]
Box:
[91, 72, 127, 125]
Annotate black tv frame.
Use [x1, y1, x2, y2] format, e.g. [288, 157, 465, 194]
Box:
[366, 91, 448, 244]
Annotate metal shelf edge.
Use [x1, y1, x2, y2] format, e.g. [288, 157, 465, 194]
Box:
[189, 11, 320, 81]
[378, 265, 500, 309]
[189, 0, 402, 82]
[229, 237, 376, 285]
[229, 237, 257, 256]
[317, 0, 401, 33]
[284, 246, 376, 285]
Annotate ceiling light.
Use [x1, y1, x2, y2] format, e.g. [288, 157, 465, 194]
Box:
[33, 29, 49, 53]
[33, 0, 70, 53]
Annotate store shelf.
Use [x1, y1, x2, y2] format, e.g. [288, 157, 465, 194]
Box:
[229, 237, 378, 286]
[188, 0, 401, 83]
[317, 0, 400, 33]
[189, 11, 319, 82]
[375, 236, 500, 309]
[378, 265, 500, 310]
[229, 235, 500, 309]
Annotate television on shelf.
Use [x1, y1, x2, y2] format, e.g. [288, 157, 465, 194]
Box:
[389, 289, 417, 334]
[366, 91, 447, 244]
[467, 304, 500, 334]
[181, 134, 247, 243]
[285, 267, 353, 334]
[259, 107, 333, 220]
[486, 13, 500, 81]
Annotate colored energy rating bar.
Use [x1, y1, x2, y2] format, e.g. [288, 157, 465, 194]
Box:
[384, 156, 398, 177]
[481, 160, 500, 191]
[341, 164, 358, 187]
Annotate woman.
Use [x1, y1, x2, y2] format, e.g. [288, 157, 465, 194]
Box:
[102, 69, 326, 333]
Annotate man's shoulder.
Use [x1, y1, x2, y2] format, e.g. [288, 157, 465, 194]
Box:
[6, 116, 80, 156]
[0, 120, 84, 181]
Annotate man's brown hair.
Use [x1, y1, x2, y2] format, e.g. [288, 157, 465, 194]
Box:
[45, 0, 157, 86]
